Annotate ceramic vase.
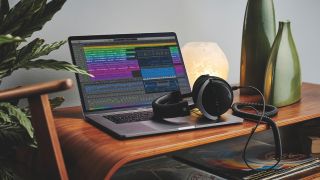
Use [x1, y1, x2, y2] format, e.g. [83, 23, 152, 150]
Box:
[240, 0, 276, 94]
[264, 21, 301, 107]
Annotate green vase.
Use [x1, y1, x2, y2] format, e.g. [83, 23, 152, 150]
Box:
[240, 0, 276, 94]
[264, 21, 301, 107]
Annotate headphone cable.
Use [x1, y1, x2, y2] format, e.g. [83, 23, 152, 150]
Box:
[232, 86, 282, 171]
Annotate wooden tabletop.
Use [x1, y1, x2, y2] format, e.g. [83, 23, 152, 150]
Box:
[54, 83, 320, 180]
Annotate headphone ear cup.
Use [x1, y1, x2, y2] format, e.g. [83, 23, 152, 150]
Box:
[192, 75, 210, 103]
[200, 79, 233, 116]
[192, 75, 234, 118]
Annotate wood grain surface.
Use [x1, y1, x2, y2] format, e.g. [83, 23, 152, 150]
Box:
[54, 83, 320, 180]
[1, 79, 73, 179]
[29, 95, 69, 180]
[0, 79, 73, 101]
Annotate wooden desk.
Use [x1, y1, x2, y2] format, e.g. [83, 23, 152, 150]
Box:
[54, 83, 320, 180]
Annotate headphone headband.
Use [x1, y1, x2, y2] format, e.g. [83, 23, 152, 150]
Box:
[152, 91, 191, 118]
[152, 75, 234, 120]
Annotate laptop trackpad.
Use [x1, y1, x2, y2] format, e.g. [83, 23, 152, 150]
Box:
[156, 117, 190, 124]
[118, 123, 157, 134]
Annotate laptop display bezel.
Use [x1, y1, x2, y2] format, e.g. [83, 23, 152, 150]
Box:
[68, 32, 191, 113]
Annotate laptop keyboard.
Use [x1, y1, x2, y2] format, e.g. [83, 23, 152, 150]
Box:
[104, 111, 154, 124]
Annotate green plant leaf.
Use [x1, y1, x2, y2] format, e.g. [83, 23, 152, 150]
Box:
[0, 0, 9, 14]
[0, 42, 18, 65]
[17, 39, 65, 63]
[0, 0, 46, 36]
[1, 39, 67, 80]
[33, 40, 66, 59]
[11, 0, 46, 37]
[0, 34, 24, 45]
[0, 165, 15, 180]
[22, 59, 94, 77]
[0, 0, 35, 35]
[0, 0, 10, 25]
[49, 96, 65, 109]
[0, 103, 34, 139]
[14, 0, 66, 38]
[16, 38, 44, 63]
[0, 57, 16, 79]
[31, 0, 46, 13]
[0, 121, 32, 148]
[0, 111, 10, 122]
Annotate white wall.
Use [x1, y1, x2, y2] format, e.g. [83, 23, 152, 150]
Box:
[3, 0, 320, 107]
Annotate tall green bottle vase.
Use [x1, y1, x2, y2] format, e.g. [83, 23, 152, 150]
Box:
[264, 21, 301, 107]
[240, 0, 276, 94]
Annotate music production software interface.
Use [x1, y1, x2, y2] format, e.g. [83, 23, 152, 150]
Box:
[71, 35, 191, 111]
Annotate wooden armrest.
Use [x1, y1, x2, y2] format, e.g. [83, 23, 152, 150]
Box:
[0, 79, 73, 102]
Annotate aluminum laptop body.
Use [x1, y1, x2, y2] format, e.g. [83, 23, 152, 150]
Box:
[69, 32, 243, 139]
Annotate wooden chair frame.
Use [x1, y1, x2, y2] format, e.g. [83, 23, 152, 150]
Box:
[0, 79, 73, 180]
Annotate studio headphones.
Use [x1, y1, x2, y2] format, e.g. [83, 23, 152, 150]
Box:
[152, 75, 234, 120]
[152, 75, 282, 170]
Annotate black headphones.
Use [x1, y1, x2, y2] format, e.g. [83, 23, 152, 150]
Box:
[152, 75, 282, 170]
[152, 75, 234, 120]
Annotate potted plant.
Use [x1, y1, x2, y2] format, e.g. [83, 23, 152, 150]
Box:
[0, 0, 91, 179]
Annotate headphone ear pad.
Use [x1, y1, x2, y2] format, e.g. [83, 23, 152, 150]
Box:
[192, 75, 210, 103]
[200, 79, 233, 116]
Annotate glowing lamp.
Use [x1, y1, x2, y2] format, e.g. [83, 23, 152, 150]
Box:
[182, 42, 229, 87]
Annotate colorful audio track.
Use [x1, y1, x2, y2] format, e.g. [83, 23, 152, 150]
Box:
[71, 35, 191, 111]
[83, 46, 139, 81]
[170, 46, 185, 76]
[83, 42, 185, 81]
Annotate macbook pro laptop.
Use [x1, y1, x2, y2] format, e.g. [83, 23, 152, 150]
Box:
[69, 32, 243, 139]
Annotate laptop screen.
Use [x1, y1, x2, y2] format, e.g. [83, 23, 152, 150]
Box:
[69, 33, 191, 112]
